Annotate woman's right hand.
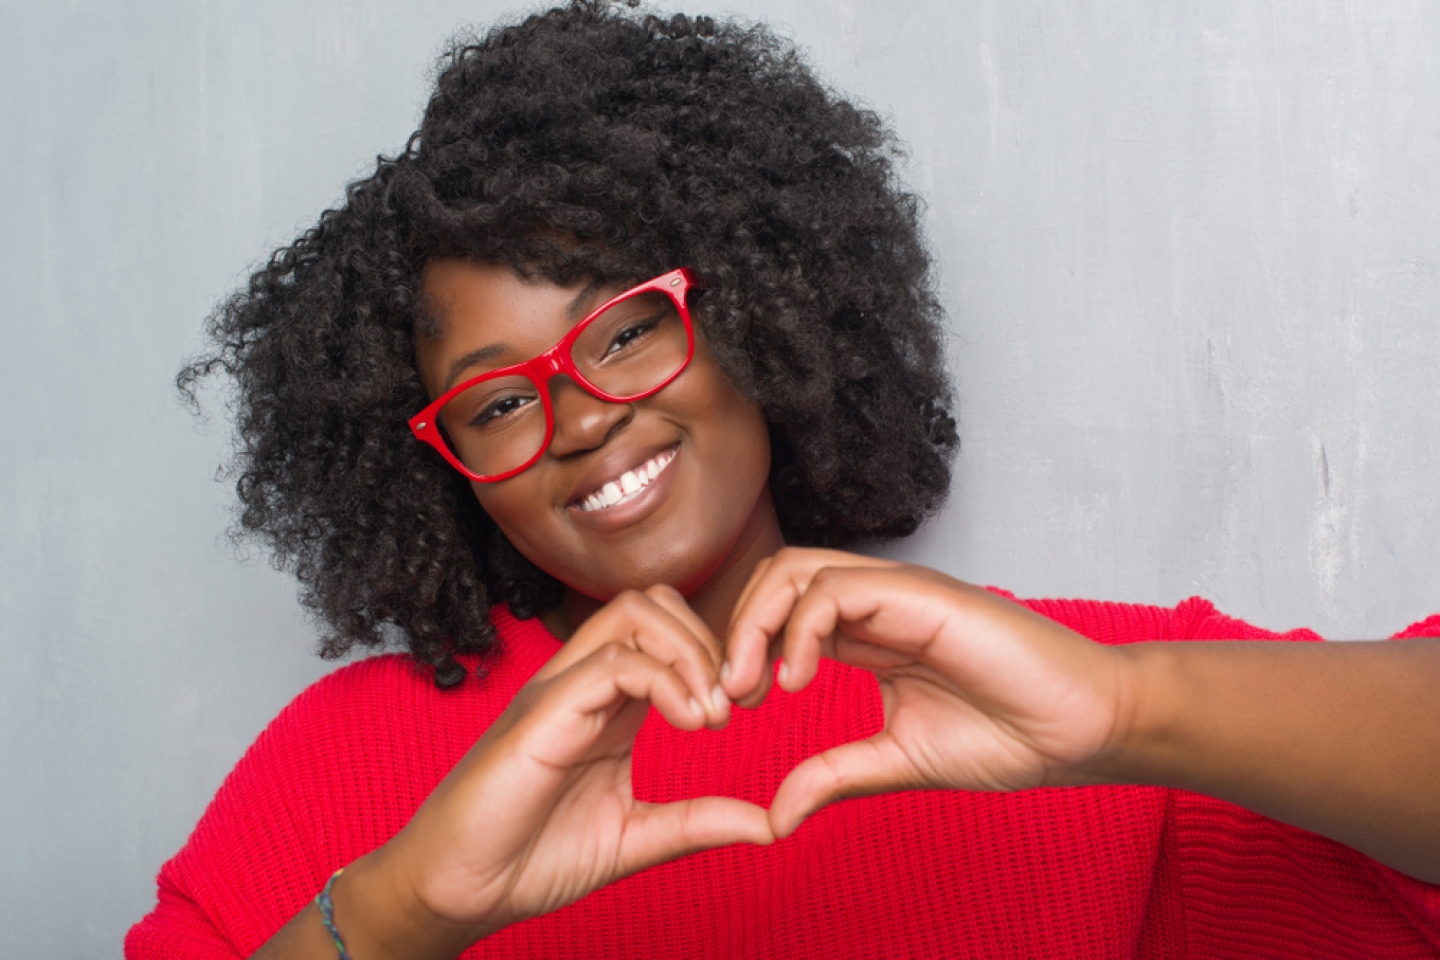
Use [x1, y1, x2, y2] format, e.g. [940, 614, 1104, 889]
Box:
[258, 585, 772, 959]
[722, 548, 1131, 838]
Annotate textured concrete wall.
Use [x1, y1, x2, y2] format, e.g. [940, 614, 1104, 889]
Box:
[1, 1, 1436, 954]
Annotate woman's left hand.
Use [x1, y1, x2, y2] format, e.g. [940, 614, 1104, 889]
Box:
[723, 548, 1440, 884]
[722, 548, 1131, 837]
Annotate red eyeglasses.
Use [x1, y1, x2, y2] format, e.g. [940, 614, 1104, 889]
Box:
[410, 268, 701, 482]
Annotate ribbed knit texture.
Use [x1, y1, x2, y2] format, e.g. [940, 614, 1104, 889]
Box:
[127, 597, 1440, 959]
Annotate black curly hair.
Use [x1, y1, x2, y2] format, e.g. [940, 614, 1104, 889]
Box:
[182, 0, 958, 687]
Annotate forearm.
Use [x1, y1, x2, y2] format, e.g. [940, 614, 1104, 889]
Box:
[1094, 637, 1440, 883]
[250, 848, 488, 960]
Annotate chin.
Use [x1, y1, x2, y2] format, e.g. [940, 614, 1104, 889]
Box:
[562, 553, 714, 602]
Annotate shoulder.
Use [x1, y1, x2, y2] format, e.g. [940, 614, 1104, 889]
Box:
[127, 609, 563, 956]
[1394, 613, 1440, 639]
[994, 587, 1440, 643]
[192, 605, 562, 867]
[190, 608, 561, 840]
[270, 605, 561, 736]
[986, 588, 1325, 644]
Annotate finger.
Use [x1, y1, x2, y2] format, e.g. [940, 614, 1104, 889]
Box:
[766, 735, 919, 838]
[642, 585, 731, 724]
[725, 552, 774, 635]
[517, 644, 710, 773]
[643, 584, 723, 669]
[422, 645, 690, 845]
[410, 644, 717, 916]
[724, 547, 842, 698]
[776, 566, 953, 692]
[618, 595, 728, 725]
[721, 552, 787, 700]
[540, 591, 728, 724]
[617, 796, 774, 876]
[773, 565, 871, 694]
[730, 644, 776, 710]
[783, 565, 1094, 716]
[724, 548, 893, 700]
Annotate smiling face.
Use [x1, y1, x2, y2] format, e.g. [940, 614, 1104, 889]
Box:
[415, 259, 784, 635]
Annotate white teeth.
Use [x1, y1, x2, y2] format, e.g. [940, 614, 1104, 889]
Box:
[577, 448, 677, 512]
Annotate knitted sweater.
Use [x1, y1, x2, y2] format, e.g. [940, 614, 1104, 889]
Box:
[128, 596, 1440, 959]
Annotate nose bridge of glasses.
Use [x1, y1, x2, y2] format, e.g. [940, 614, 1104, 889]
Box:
[546, 363, 616, 412]
[533, 341, 611, 404]
[534, 349, 567, 383]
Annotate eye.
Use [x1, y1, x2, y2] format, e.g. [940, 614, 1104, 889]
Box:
[573, 291, 680, 371]
[470, 392, 536, 427]
[603, 314, 663, 357]
[444, 380, 538, 432]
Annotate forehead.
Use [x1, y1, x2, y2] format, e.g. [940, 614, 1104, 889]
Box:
[415, 259, 605, 392]
[419, 259, 597, 344]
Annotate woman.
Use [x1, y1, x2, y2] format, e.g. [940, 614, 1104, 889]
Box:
[129, 3, 1440, 957]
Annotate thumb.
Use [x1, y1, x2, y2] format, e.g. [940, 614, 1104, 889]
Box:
[767, 735, 918, 838]
[617, 797, 775, 875]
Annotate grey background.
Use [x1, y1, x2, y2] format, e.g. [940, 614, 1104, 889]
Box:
[2, 0, 1436, 955]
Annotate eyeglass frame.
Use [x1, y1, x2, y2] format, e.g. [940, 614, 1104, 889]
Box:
[409, 267, 703, 483]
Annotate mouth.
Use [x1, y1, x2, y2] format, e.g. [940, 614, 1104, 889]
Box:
[573, 446, 678, 513]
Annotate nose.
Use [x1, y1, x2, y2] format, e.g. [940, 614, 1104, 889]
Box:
[546, 374, 632, 458]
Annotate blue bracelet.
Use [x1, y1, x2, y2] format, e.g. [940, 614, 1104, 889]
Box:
[315, 867, 353, 960]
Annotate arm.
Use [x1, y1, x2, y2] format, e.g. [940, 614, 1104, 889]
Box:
[1101, 635, 1440, 883]
[722, 547, 1440, 884]
[248, 586, 768, 960]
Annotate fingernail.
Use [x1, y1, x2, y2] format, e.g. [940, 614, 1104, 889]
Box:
[720, 662, 732, 684]
[710, 685, 729, 711]
[688, 697, 702, 716]
[777, 661, 790, 685]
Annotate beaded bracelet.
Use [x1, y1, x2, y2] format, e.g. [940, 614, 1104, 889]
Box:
[315, 867, 353, 960]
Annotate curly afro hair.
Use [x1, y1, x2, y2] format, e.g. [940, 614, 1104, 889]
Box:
[183, 0, 958, 686]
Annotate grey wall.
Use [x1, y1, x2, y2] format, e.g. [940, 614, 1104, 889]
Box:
[2, 1, 1436, 955]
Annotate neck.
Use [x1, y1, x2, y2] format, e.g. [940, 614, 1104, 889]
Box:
[544, 488, 786, 645]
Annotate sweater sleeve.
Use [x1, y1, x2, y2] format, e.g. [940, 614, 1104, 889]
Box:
[1363, 612, 1440, 948]
[1008, 592, 1440, 950]
[125, 664, 400, 960]
[126, 616, 555, 960]
[123, 655, 486, 958]
[1181, 601, 1440, 951]
[124, 669, 359, 959]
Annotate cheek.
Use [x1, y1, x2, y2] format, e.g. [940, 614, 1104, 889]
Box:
[727, 401, 771, 478]
[470, 480, 552, 562]
[470, 477, 600, 594]
[681, 369, 774, 522]
[697, 369, 770, 469]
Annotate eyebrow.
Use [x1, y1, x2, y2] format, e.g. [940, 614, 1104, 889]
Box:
[440, 280, 606, 390]
[442, 343, 509, 391]
[566, 280, 604, 320]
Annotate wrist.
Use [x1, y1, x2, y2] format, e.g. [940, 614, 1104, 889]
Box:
[1065, 642, 1181, 788]
[329, 845, 493, 960]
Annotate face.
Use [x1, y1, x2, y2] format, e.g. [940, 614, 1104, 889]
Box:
[415, 259, 782, 622]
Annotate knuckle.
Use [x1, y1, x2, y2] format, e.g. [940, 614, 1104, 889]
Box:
[773, 545, 809, 566]
[604, 589, 654, 626]
[593, 641, 628, 667]
[644, 583, 682, 604]
[613, 588, 647, 611]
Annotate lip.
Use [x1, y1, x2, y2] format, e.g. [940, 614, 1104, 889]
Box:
[564, 443, 681, 533]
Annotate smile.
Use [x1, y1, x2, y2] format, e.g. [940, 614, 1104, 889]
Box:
[575, 447, 678, 513]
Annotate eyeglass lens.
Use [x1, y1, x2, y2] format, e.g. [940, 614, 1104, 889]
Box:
[436, 289, 689, 478]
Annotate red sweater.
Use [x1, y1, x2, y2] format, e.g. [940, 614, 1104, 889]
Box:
[128, 596, 1440, 959]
